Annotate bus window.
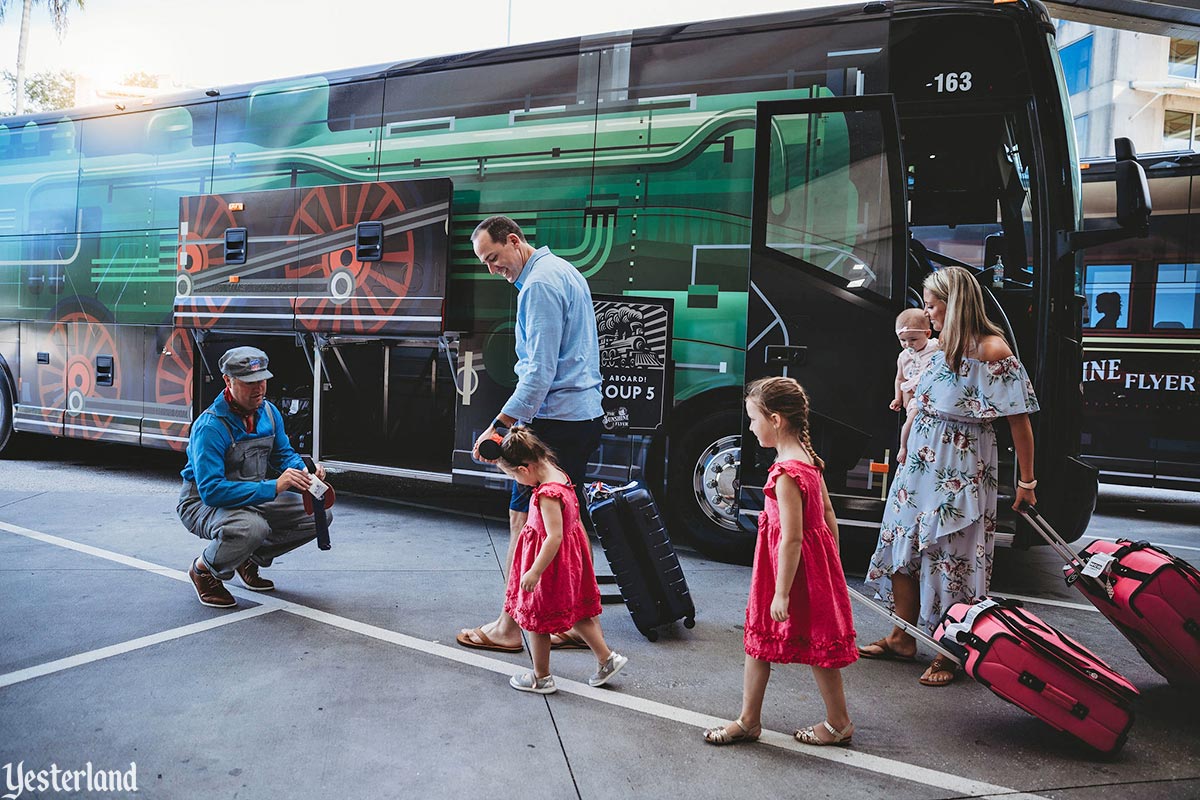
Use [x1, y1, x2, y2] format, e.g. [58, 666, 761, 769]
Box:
[763, 109, 894, 300]
[1083, 264, 1131, 329]
[1153, 263, 1200, 329]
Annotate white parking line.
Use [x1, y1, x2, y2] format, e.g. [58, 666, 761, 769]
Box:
[0, 606, 278, 689]
[0, 520, 1047, 800]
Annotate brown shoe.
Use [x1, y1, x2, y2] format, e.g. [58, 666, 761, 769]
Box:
[189, 558, 237, 608]
[235, 560, 275, 592]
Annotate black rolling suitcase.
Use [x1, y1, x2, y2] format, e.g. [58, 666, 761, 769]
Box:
[586, 481, 696, 641]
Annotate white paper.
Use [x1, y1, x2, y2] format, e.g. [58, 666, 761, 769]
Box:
[307, 474, 328, 500]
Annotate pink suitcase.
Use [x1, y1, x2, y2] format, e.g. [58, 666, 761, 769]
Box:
[935, 597, 1138, 755]
[1022, 506, 1200, 690]
[848, 588, 1137, 754]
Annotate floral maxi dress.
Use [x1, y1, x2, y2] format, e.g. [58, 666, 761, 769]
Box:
[865, 352, 1039, 633]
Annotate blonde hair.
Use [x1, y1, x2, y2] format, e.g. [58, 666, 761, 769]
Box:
[745, 376, 825, 470]
[895, 307, 931, 333]
[498, 426, 559, 470]
[923, 266, 1005, 372]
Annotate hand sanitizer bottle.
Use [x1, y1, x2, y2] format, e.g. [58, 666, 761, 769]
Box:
[992, 255, 1004, 289]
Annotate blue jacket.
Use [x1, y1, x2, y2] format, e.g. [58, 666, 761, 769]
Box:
[180, 392, 305, 508]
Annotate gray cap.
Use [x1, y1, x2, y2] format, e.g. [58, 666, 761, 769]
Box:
[219, 346, 273, 382]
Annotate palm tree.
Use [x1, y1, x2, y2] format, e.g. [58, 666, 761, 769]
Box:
[1, 0, 86, 115]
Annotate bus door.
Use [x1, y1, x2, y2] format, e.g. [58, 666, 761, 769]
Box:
[741, 96, 908, 529]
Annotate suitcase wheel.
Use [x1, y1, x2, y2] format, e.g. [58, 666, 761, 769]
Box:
[641, 628, 659, 642]
[684, 617, 696, 629]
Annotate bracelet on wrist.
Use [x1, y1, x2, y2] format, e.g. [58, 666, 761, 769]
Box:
[492, 416, 506, 431]
[1017, 478, 1038, 490]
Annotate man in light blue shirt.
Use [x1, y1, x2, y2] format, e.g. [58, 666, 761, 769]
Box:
[457, 215, 604, 654]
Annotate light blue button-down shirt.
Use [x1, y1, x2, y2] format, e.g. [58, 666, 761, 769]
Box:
[502, 246, 603, 423]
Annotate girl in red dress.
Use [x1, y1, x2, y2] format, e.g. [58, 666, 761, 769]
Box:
[498, 427, 628, 694]
[703, 377, 858, 746]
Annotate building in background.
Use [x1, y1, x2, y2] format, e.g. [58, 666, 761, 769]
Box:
[1057, 21, 1200, 157]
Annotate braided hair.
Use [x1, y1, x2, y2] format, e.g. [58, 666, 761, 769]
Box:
[497, 426, 560, 471]
[745, 376, 825, 470]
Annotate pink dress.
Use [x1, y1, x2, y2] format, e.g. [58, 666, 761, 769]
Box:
[744, 460, 858, 667]
[504, 482, 603, 634]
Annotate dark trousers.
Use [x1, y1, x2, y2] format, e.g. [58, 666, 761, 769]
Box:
[509, 416, 603, 513]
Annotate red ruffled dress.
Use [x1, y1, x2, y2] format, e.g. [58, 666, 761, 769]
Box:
[744, 460, 858, 667]
[504, 482, 602, 634]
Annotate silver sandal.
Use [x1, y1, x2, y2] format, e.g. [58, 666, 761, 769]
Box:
[702, 718, 761, 745]
[794, 720, 853, 746]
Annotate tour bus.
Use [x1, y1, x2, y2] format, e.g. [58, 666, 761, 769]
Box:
[0, 0, 1148, 562]
[1079, 151, 1199, 491]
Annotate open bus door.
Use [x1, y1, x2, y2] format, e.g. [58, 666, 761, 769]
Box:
[740, 96, 909, 534]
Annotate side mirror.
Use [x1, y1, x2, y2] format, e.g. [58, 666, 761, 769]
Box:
[1068, 137, 1152, 252]
[1113, 139, 1151, 233]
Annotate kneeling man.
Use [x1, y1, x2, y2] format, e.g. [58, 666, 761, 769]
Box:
[178, 346, 329, 607]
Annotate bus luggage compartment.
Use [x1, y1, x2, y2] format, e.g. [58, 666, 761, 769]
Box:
[174, 179, 450, 337]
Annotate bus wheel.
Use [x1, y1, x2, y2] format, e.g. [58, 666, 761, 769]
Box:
[667, 407, 755, 564]
[0, 368, 15, 456]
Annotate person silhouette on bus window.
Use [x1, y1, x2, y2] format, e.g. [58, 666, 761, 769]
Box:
[1093, 292, 1122, 328]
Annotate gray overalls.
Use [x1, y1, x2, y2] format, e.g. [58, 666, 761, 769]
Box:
[177, 412, 325, 581]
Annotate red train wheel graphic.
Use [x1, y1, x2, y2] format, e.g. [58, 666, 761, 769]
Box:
[30, 324, 67, 421]
[152, 327, 194, 451]
[287, 183, 415, 335]
[56, 312, 119, 439]
[179, 195, 237, 282]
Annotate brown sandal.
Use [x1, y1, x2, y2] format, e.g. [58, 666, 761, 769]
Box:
[455, 627, 524, 653]
[549, 630, 589, 650]
[857, 638, 916, 662]
[919, 655, 959, 686]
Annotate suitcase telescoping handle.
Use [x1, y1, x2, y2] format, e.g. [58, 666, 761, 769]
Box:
[1018, 503, 1086, 578]
[847, 587, 961, 665]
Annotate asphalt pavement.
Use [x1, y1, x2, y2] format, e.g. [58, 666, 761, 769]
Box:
[1, 438, 1198, 800]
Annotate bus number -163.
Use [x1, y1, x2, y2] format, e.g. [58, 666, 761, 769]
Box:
[932, 72, 973, 93]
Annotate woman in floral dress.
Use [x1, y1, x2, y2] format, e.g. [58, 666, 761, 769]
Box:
[861, 266, 1040, 686]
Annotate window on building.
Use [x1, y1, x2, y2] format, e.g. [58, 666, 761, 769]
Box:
[1163, 109, 1200, 151]
[1153, 263, 1199, 330]
[1074, 113, 1090, 155]
[1083, 264, 1131, 329]
[1060, 35, 1093, 95]
[1168, 38, 1199, 80]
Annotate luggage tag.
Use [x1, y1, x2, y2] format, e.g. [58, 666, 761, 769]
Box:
[1081, 552, 1118, 599]
[1081, 552, 1115, 578]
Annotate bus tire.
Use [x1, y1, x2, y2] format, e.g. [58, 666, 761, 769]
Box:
[667, 406, 755, 564]
[0, 367, 16, 456]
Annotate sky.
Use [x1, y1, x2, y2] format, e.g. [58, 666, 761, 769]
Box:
[0, 0, 841, 113]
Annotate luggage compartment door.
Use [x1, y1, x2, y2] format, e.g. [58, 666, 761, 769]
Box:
[175, 178, 451, 336]
[742, 96, 908, 520]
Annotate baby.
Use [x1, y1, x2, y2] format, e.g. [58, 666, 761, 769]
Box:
[890, 308, 941, 465]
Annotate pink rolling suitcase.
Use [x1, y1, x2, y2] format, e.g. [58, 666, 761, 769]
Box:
[1021, 505, 1200, 690]
[934, 597, 1138, 755]
[849, 588, 1138, 755]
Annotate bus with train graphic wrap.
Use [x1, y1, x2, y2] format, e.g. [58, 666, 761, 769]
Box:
[0, 0, 1148, 561]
